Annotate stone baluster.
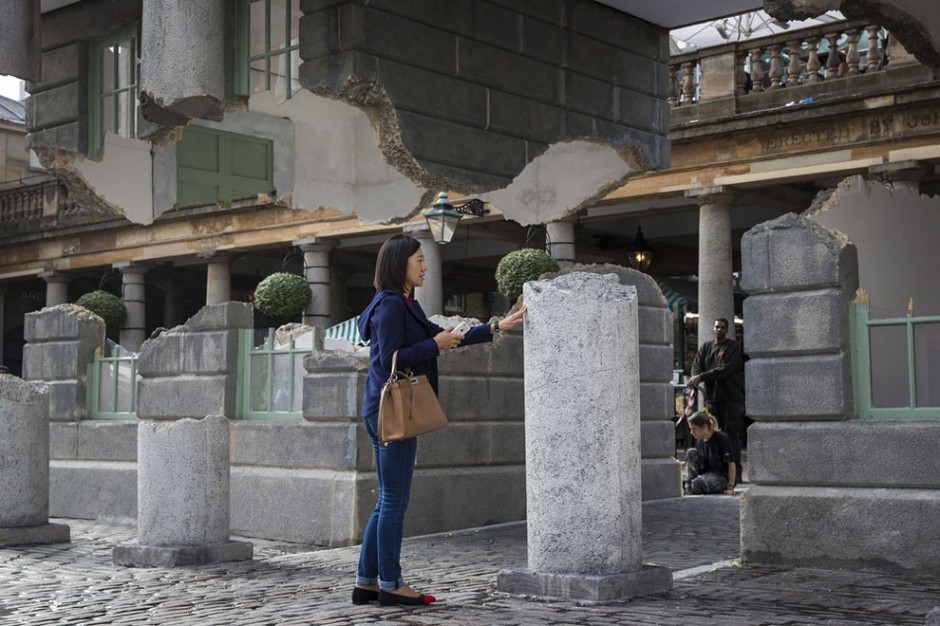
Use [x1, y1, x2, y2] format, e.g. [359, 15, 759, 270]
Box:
[826, 33, 842, 78]
[768, 45, 783, 89]
[845, 29, 860, 75]
[668, 64, 679, 107]
[865, 25, 882, 71]
[680, 61, 695, 104]
[786, 40, 803, 87]
[805, 38, 822, 83]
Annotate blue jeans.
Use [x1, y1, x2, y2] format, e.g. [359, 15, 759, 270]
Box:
[356, 411, 418, 590]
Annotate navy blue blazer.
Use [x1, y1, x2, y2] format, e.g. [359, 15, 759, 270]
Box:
[357, 289, 493, 417]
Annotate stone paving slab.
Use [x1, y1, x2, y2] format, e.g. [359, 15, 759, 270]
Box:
[0, 495, 937, 625]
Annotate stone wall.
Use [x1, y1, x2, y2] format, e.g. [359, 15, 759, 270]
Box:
[740, 212, 940, 573]
[298, 0, 670, 191]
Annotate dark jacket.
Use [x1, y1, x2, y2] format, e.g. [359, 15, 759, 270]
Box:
[358, 289, 493, 417]
[690, 338, 744, 403]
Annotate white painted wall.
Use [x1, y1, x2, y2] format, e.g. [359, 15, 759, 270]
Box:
[72, 132, 153, 224]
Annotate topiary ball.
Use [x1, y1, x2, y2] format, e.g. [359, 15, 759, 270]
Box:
[253, 272, 312, 319]
[495, 248, 560, 301]
[75, 290, 127, 330]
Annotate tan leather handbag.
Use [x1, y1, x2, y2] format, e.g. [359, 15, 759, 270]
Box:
[377, 350, 448, 443]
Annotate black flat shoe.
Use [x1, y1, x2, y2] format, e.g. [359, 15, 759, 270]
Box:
[378, 589, 437, 606]
[351, 587, 379, 605]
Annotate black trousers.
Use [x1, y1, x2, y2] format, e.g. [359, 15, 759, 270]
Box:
[706, 400, 743, 464]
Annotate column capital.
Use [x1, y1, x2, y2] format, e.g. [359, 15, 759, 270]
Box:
[867, 160, 932, 183]
[40, 270, 70, 284]
[112, 262, 150, 275]
[293, 237, 335, 252]
[402, 223, 433, 237]
[685, 186, 734, 206]
[197, 250, 234, 263]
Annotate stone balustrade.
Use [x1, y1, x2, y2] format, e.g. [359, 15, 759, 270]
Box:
[0, 176, 78, 224]
[669, 19, 916, 107]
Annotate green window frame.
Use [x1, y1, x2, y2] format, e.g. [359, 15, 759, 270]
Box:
[176, 125, 275, 206]
[235, 0, 301, 101]
[851, 300, 940, 419]
[88, 32, 139, 156]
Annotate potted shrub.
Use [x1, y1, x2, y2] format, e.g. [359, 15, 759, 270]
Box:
[75, 290, 127, 330]
[495, 248, 560, 302]
[253, 272, 312, 319]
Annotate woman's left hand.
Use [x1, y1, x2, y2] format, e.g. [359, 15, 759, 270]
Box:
[498, 304, 527, 332]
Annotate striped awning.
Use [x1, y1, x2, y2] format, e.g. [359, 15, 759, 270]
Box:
[657, 281, 690, 313]
[325, 316, 366, 345]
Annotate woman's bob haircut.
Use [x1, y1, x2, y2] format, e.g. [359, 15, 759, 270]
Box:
[374, 234, 422, 292]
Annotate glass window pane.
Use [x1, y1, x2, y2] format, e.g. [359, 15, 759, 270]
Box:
[102, 94, 115, 134]
[870, 325, 909, 408]
[292, 353, 305, 412]
[117, 91, 134, 138]
[291, 0, 300, 41]
[101, 47, 116, 93]
[250, 354, 270, 412]
[270, 0, 288, 51]
[249, 0, 267, 55]
[250, 59, 267, 93]
[915, 322, 940, 407]
[115, 40, 135, 88]
[270, 52, 286, 102]
[116, 360, 134, 412]
[290, 47, 300, 96]
[271, 353, 291, 411]
[98, 362, 115, 413]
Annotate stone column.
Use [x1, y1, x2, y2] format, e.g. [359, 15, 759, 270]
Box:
[0, 374, 70, 546]
[545, 220, 576, 267]
[408, 227, 443, 317]
[42, 271, 70, 307]
[498, 272, 671, 602]
[0, 0, 41, 82]
[295, 238, 333, 328]
[115, 263, 148, 351]
[201, 253, 232, 306]
[139, 0, 225, 124]
[115, 302, 254, 567]
[688, 187, 735, 346]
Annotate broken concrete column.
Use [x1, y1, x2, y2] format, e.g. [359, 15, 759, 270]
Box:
[139, 0, 225, 125]
[0, 0, 40, 82]
[0, 374, 70, 546]
[22, 304, 105, 421]
[115, 303, 254, 567]
[498, 272, 671, 601]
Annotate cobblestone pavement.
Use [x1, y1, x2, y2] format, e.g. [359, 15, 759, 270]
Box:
[1, 494, 938, 625]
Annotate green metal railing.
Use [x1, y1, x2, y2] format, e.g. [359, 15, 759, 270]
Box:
[851, 300, 940, 419]
[237, 328, 310, 419]
[86, 355, 139, 419]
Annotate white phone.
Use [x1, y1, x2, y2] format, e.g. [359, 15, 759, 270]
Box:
[452, 321, 471, 335]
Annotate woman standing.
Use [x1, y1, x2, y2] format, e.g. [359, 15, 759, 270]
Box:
[352, 234, 525, 606]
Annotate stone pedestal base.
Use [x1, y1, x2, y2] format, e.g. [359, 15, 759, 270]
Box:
[0, 523, 70, 547]
[113, 540, 253, 567]
[497, 565, 672, 602]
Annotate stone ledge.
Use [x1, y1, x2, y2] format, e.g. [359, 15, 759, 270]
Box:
[496, 564, 672, 602]
[0, 523, 71, 547]
[113, 540, 253, 567]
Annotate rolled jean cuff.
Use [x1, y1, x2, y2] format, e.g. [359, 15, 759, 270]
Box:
[356, 576, 377, 586]
[379, 576, 406, 591]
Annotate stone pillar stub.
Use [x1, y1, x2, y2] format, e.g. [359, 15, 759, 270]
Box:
[139, 0, 225, 125]
[295, 238, 333, 328]
[545, 220, 576, 267]
[113, 415, 252, 567]
[22, 304, 105, 421]
[0, 374, 70, 546]
[0, 0, 41, 82]
[688, 187, 735, 347]
[498, 272, 671, 602]
[407, 227, 444, 317]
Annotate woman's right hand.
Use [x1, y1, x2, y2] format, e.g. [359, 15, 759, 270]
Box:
[434, 328, 464, 351]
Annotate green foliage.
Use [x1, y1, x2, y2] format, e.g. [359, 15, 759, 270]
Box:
[75, 290, 126, 329]
[495, 248, 560, 301]
[253, 272, 312, 319]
